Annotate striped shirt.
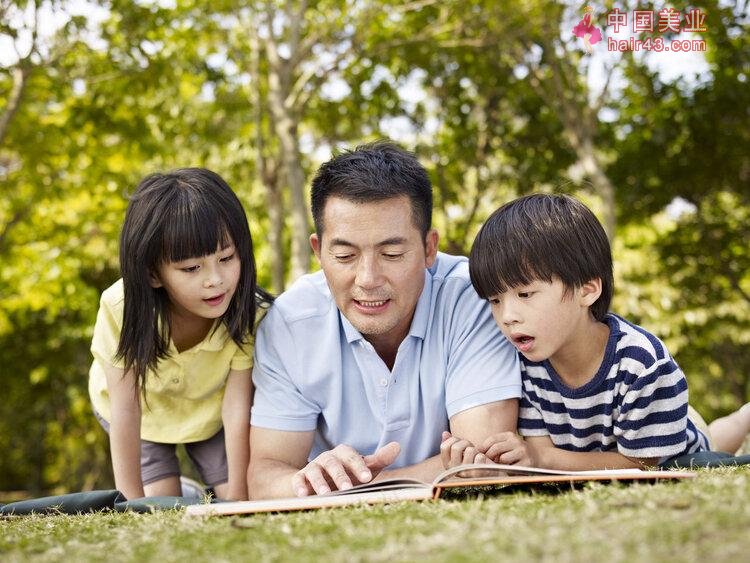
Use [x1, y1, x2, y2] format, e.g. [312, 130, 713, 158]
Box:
[518, 313, 710, 461]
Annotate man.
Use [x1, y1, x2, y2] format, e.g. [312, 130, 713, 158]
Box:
[249, 141, 521, 499]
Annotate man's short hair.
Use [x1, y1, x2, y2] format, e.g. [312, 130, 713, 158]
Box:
[311, 140, 433, 238]
[469, 193, 613, 321]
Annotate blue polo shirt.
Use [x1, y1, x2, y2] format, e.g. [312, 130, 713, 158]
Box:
[251, 252, 521, 468]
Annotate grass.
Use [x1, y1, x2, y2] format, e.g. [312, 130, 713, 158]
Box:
[2, 467, 749, 563]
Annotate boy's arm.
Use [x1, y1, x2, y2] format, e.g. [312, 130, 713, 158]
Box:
[483, 434, 658, 470]
[103, 363, 145, 500]
[220, 368, 252, 500]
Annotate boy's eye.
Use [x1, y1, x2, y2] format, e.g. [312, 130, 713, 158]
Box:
[180, 265, 200, 273]
[518, 291, 533, 299]
[488, 297, 500, 305]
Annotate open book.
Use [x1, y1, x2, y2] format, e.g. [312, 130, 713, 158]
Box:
[185, 464, 695, 516]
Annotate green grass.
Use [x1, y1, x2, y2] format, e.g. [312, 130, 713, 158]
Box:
[3, 468, 750, 562]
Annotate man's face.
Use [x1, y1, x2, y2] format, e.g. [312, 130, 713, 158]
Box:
[310, 195, 438, 354]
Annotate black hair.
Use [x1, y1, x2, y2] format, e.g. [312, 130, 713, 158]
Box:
[469, 193, 613, 321]
[310, 140, 433, 239]
[116, 167, 272, 394]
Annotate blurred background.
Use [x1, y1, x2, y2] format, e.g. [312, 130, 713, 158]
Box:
[0, 0, 747, 497]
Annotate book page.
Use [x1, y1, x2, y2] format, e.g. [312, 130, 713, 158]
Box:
[433, 463, 643, 485]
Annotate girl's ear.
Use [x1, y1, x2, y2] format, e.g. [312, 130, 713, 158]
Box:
[579, 278, 602, 307]
[148, 270, 163, 288]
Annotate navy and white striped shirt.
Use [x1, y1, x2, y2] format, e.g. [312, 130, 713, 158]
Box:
[518, 314, 710, 461]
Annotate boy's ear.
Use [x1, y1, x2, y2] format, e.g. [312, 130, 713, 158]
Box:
[579, 278, 602, 307]
[148, 270, 163, 288]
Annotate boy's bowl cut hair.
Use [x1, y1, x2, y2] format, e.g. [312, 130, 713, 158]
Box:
[310, 140, 433, 239]
[469, 193, 613, 321]
[117, 168, 262, 393]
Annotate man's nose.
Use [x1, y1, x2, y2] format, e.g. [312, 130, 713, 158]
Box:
[354, 255, 383, 289]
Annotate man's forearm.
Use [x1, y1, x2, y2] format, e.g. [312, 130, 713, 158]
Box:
[248, 457, 300, 500]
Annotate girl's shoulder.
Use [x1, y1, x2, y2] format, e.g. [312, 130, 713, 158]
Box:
[99, 278, 125, 311]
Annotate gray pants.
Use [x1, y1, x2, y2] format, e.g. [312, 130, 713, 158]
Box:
[94, 411, 228, 486]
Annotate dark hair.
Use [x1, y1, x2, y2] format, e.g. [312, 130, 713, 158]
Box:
[310, 140, 433, 238]
[469, 194, 613, 321]
[116, 168, 271, 394]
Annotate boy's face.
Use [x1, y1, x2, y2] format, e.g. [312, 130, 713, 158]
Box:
[487, 278, 601, 365]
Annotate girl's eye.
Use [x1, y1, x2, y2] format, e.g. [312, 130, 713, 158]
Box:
[220, 253, 236, 263]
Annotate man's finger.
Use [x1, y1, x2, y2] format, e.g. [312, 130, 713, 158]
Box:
[291, 471, 313, 497]
[321, 455, 354, 491]
[363, 441, 400, 475]
[441, 430, 452, 442]
[333, 445, 371, 484]
[300, 463, 331, 495]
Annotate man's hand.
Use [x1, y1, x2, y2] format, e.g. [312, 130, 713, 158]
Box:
[439, 431, 490, 469]
[291, 442, 401, 497]
[479, 432, 539, 467]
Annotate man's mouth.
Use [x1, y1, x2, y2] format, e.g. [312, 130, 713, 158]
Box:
[353, 298, 390, 312]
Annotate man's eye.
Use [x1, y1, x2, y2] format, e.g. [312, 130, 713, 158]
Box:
[383, 253, 403, 260]
[335, 255, 354, 262]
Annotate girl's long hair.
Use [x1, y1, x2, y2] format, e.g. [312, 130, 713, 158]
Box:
[116, 168, 272, 395]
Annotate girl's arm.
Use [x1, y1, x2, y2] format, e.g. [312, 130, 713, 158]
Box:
[219, 368, 252, 500]
[103, 363, 145, 499]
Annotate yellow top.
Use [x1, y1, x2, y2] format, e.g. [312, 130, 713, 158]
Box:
[88, 279, 265, 443]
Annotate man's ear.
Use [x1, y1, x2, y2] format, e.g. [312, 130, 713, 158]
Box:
[424, 229, 439, 268]
[148, 270, 162, 288]
[579, 278, 602, 307]
[310, 233, 321, 260]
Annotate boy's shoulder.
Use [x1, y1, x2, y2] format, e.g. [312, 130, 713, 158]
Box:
[606, 313, 673, 368]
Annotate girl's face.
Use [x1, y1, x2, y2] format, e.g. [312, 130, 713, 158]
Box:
[150, 241, 241, 325]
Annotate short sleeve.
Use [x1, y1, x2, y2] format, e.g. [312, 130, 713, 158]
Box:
[444, 285, 521, 418]
[230, 301, 271, 371]
[90, 289, 125, 370]
[250, 306, 321, 431]
[614, 353, 689, 459]
[517, 384, 549, 437]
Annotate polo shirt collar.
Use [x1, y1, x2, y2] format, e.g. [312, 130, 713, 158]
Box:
[339, 268, 433, 343]
[167, 320, 228, 354]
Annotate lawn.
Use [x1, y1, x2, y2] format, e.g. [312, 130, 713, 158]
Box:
[2, 467, 749, 562]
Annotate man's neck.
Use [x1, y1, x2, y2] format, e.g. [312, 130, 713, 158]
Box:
[365, 327, 409, 371]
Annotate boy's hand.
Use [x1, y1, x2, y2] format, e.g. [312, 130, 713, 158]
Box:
[479, 432, 539, 467]
[439, 431, 490, 469]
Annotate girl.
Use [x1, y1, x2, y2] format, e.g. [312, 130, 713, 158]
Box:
[89, 168, 271, 500]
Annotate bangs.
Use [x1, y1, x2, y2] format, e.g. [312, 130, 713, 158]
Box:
[157, 194, 234, 264]
[469, 232, 554, 299]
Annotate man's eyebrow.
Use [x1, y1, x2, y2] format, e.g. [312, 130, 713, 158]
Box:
[329, 237, 408, 248]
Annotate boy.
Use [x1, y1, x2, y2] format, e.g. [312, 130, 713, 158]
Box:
[455, 193, 749, 470]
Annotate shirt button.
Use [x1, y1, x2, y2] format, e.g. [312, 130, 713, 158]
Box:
[380, 378, 388, 387]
